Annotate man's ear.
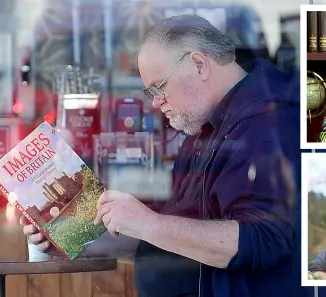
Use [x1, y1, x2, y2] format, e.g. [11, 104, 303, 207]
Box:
[190, 52, 209, 80]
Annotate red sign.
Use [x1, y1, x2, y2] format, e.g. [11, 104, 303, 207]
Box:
[0, 127, 9, 159]
[65, 108, 100, 159]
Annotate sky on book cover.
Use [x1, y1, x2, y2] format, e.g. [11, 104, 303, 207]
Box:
[307, 154, 326, 196]
[0, 122, 84, 209]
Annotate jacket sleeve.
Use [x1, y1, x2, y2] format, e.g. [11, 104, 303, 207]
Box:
[212, 112, 300, 272]
[309, 250, 326, 272]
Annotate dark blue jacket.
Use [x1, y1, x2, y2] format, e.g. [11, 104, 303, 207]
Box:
[134, 59, 314, 297]
[197, 59, 311, 297]
[309, 249, 326, 272]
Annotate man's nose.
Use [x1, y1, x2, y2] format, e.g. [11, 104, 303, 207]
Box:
[152, 96, 165, 109]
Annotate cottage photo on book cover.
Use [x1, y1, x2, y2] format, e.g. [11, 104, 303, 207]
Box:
[0, 121, 106, 259]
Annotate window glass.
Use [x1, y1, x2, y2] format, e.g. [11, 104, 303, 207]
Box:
[0, 0, 310, 296]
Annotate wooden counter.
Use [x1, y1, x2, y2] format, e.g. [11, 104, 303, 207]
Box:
[0, 258, 117, 275]
[0, 204, 137, 297]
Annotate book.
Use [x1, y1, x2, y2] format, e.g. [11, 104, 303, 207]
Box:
[318, 11, 326, 52]
[0, 121, 107, 259]
[307, 11, 318, 52]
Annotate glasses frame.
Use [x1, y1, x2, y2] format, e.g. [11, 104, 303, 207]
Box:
[143, 52, 191, 101]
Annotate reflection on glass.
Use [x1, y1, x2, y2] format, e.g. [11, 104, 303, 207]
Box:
[0, 1, 309, 296]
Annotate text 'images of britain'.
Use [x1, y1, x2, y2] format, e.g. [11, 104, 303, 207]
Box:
[0, 121, 107, 259]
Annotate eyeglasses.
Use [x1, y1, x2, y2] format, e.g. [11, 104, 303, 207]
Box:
[143, 52, 191, 101]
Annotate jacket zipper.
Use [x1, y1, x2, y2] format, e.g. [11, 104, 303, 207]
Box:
[202, 149, 216, 218]
[198, 148, 216, 297]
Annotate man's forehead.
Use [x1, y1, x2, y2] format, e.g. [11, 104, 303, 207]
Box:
[139, 44, 167, 70]
[138, 43, 173, 86]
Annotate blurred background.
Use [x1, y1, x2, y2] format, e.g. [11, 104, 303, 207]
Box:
[0, 0, 309, 296]
[0, 0, 304, 206]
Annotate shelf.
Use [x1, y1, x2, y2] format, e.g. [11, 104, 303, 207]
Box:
[307, 52, 326, 61]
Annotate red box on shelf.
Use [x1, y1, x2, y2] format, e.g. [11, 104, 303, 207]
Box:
[56, 93, 101, 161]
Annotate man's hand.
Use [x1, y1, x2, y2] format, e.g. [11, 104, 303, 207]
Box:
[94, 190, 158, 240]
[19, 216, 51, 252]
[314, 271, 326, 280]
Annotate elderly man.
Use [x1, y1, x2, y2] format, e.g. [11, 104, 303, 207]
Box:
[21, 15, 312, 297]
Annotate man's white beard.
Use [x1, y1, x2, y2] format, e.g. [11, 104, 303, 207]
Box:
[164, 80, 210, 135]
[168, 109, 208, 135]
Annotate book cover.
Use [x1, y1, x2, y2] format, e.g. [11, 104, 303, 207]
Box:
[0, 121, 107, 259]
[307, 11, 318, 52]
[318, 11, 326, 52]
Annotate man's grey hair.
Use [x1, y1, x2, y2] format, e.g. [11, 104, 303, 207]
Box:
[141, 15, 236, 66]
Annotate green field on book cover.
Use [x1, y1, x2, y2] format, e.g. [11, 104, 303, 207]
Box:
[0, 121, 107, 259]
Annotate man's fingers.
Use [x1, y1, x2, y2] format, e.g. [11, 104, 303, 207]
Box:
[94, 202, 111, 225]
[37, 240, 51, 253]
[102, 213, 111, 228]
[96, 192, 106, 210]
[96, 190, 122, 210]
[19, 216, 30, 226]
[108, 228, 119, 237]
[23, 224, 37, 236]
[106, 222, 119, 237]
[96, 191, 113, 210]
[28, 232, 45, 245]
[93, 211, 102, 226]
[102, 213, 119, 237]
